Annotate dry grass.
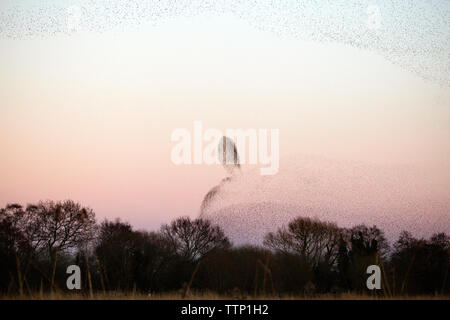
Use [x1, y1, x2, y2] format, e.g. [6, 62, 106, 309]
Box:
[2, 291, 449, 300]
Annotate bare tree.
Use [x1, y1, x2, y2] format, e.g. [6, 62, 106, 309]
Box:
[264, 216, 342, 267]
[29, 200, 97, 289]
[0, 204, 44, 295]
[346, 224, 389, 258]
[160, 217, 230, 262]
[32, 200, 97, 257]
[0, 204, 27, 295]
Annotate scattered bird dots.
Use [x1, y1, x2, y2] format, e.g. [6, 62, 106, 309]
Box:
[0, 1, 449, 86]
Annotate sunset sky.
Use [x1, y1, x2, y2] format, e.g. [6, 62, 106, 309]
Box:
[0, 1, 449, 236]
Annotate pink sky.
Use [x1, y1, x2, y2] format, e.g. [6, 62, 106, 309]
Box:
[1, 16, 449, 235]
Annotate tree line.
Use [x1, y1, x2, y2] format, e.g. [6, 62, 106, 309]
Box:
[0, 200, 448, 297]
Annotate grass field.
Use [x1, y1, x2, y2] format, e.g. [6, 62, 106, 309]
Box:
[2, 291, 449, 300]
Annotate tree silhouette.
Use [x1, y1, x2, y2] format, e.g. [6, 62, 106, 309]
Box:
[95, 219, 175, 292]
[390, 231, 449, 294]
[264, 217, 341, 268]
[1, 201, 449, 297]
[161, 217, 230, 262]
